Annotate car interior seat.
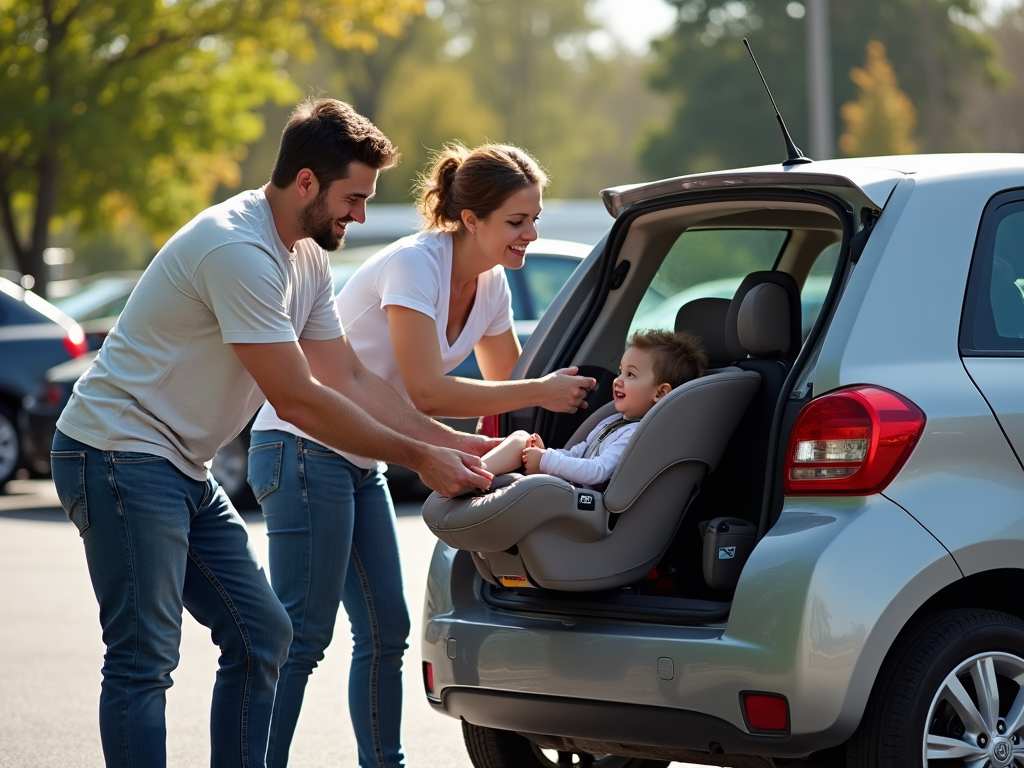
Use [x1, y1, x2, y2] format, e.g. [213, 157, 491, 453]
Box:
[662, 271, 804, 594]
[420, 291, 784, 593]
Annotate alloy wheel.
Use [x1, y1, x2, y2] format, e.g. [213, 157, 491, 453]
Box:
[924, 651, 1024, 766]
[0, 405, 20, 485]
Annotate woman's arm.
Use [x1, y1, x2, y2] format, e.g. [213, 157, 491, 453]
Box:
[474, 328, 521, 382]
[385, 305, 595, 418]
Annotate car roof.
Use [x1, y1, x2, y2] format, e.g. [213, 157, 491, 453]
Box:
[601, 153, 1024, 218]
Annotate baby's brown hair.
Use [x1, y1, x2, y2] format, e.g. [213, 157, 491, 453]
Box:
[628, 329, 708, 389]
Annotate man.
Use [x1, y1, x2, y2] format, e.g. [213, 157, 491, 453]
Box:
[51, 98, 494, 768]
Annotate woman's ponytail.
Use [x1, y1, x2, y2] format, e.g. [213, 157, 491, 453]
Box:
[414, 142, 548, 232]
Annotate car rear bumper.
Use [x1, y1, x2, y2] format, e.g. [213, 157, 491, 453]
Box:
[422, 495, 963, 760]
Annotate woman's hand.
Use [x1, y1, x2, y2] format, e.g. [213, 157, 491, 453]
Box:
[538, 366, 596, 413]
[522, 446, 545, 475]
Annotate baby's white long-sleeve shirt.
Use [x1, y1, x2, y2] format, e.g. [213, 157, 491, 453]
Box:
[538, 413, 639, 487]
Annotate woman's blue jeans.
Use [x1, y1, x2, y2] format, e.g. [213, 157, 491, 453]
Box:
[50, 430, 293, 768]
[248, 431, 410, 768]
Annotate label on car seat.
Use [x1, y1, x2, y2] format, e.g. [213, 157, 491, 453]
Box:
[719, 546, 737, 559]
[577, 493, 595, 510]
[500, 575, 532, 588]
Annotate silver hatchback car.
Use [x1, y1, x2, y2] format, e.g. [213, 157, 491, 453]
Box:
[420, 154, 1024, 768]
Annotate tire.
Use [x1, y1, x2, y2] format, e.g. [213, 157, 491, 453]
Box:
[0, 401, 21, 488]
[462, 722, 670, 768]
[847, 608, 1024, 768]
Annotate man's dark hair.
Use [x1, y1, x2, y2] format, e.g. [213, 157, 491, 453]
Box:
[628, 329, 708, 389]
[270, 98, 400, 190]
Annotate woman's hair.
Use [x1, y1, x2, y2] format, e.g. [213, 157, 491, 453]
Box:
[415, 143, 549, 232]
[628, 329, 708, 388]
[270, 98, 400, 190]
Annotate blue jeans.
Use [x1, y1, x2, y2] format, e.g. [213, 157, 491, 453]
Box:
[51, 430, 293, 768]
[248, 431, 410, 768]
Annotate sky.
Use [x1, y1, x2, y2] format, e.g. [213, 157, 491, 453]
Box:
[592, 0, 1020, 55]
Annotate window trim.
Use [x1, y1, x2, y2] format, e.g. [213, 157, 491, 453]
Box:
[959, 188, 1024, 358]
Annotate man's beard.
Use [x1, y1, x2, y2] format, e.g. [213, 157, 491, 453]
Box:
[299, 189, 347, 252]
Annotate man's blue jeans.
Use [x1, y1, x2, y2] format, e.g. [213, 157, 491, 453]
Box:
[51, 430, 293, 768]
[248, 431, 410, 768]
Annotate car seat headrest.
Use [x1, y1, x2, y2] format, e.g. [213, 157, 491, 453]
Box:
[738, 283, 791, 358]
[726, 271, 801, 363]
[675, 297, 732, 366]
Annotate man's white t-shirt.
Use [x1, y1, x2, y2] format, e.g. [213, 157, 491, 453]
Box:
[57, 188, 344, 481]
[252, 230, 514, 468]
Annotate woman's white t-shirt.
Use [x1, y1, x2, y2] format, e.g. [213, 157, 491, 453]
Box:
[252, 230, 514, 468]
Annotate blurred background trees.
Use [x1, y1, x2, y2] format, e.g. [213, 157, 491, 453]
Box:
[4, 0, 1024, 285]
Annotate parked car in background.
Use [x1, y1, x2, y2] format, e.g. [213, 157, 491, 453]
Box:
[20, 237, 592, 504]
[49, 271, 143, 350]
[0, 277, 88, 486]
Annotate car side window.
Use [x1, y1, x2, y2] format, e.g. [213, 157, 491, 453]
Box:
[962, 195, 1024, 355]
[629, 228, 788, 334]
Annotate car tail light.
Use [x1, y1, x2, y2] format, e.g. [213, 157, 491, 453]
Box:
[423, 661, 434, 696]
[742, 693, 789, 732]
[481, 415, 500, 438]
[784, 386, 925, 496]
[42, 383, 66, 408]
[62, 325, 88, 358]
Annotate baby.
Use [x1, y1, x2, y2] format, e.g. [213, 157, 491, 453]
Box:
[481, 329, 708, 488]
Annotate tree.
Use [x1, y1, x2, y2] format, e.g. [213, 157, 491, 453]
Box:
[839, 42, 917, 156]
[641, 0, 999, 178]
[0, 0, 423, 292]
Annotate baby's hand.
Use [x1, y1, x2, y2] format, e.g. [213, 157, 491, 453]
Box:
[530, 433, 545, 450]
[522, 447, 545, 475]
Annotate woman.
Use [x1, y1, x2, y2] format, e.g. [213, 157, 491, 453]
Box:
[248, 143, 595, 767]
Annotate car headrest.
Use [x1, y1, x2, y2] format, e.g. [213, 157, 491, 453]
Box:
[726, 271, 801, 363]
[675, 297, 732, 366]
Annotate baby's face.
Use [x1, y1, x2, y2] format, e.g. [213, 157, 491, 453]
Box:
[613, 347, 670, 420]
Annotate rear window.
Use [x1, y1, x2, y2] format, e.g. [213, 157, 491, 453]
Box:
[962, 196, 1024, 355]
[629, 229, 788, 333]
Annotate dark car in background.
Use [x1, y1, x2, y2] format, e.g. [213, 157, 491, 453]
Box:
[0, 277, 88, 486]
[20, 238, 593, 504]
[49, 271, 143, 350]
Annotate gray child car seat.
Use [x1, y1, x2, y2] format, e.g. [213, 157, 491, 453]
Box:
[421, 339, 764, 591]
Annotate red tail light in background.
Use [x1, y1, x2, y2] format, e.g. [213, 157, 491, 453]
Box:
[481, 415, 501, 439]
[62, 325, 88, 358]
[784, 386, 925, 496]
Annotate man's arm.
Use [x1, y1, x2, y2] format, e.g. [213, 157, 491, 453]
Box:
[298, 336, 499, 457]
[232, 340, 491, 495]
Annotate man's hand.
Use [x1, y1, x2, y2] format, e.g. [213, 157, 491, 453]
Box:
[417, 446, 493, 497]
[453, 432, 503, 458]
[522, 446, 545, 475]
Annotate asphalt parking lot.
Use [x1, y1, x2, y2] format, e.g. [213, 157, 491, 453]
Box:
[0, 479, 706, 768]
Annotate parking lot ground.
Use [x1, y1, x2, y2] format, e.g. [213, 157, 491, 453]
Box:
[0, 479, 709, 768]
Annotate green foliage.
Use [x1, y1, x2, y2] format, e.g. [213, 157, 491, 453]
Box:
[310, 0, 627, 202]
[641, 0, 999, 177]
[0, 0, 423, 281]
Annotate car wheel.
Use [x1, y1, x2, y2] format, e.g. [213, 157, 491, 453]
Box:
[847, 608, 1024, 768]
[0, 402, 21, 488]
[462, 722, 669, 768]
[211, 434, 256, 511]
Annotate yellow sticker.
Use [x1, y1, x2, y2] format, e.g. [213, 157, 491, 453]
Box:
[500, 575, 531, 588]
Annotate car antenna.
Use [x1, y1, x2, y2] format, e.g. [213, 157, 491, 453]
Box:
[742, 37, 812, 166]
